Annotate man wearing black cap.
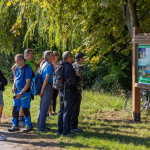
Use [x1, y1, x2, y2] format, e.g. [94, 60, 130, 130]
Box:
[70, 52, 85, 132]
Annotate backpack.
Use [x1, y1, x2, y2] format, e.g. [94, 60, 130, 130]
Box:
[22, 64, 35, 92]
[30, 63, 49, 95]
[53, 64, 64, 90]
[53, 64, 70, 90]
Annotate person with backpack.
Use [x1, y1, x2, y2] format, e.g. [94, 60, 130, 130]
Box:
[57, 51, 76, 136]
[0, 58, 8, 141]
[49, 51, 59, 116]
[70, 52, 85, 132]
[37, 50, 54, 132]
[8, 54, 33, 132]
[11, 48, 36, 126]
[39, 51, 54, 120]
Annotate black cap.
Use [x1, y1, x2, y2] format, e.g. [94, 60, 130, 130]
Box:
[75, 52, 86, 60]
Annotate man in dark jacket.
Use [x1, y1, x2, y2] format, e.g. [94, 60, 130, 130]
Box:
[0, 59, 8, 125]
[70, 52, 85, 132]
[57, 51, 76, 136]
[0, 58, 8, 141]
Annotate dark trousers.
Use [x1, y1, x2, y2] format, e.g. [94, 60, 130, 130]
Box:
[51, 88, 58, 112]
[37, 84, 52, 131]
[70, 92, 82, 129]
[57, 90, 75, 135]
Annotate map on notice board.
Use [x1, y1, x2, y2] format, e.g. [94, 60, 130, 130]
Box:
[138, 45, 150, 84]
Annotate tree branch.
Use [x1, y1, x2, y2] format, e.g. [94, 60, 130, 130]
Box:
[138, 8, 150, 20]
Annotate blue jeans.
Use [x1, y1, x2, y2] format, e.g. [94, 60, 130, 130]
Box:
[0, 91, 4, 105]
[37, 83, 52, 131]
[57, 90, 75, 135]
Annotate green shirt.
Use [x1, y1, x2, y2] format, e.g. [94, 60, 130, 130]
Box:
[25, 59, 36, 74]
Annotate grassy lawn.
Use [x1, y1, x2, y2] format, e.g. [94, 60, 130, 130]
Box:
[2, 84, 150, 150]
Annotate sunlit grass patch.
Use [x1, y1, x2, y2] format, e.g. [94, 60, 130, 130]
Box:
[2, 84, 150, 150]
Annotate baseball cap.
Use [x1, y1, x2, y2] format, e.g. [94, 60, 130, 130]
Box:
[75, 52, 86, 60]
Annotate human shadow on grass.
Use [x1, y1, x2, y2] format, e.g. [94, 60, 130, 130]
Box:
[80, 131, 150, 148]
[1, 121, 110, 149]
[81, 119, 149, 130]
[3, 138, 109, 150]
[2, 120, 149, 149]
[3, 138, 62, 148]
[0, 129, 109, 150]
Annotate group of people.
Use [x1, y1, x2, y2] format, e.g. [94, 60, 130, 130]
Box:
[0, 48, 85, 137]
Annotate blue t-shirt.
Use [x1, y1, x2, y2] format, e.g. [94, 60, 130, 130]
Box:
[14, 64, 32, 88]
[42, 61, 53, 83]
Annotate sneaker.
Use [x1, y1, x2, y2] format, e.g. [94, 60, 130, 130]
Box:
[0, 134, 7, 141]
[19, 117, 25, 126]
[52, 112, 57, 116]
[38, 127, 51, 132]
[46, 115, 53, 120]
[62, 133, 75, 137]
[71, 128, 83, 132]
[8, 125, 20, 132]
[57, 132, 62, 136]
[23, 125, 32, 133]
[19, 120, 25, 126]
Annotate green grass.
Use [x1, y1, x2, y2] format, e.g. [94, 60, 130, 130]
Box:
[3, 84, 150, 150]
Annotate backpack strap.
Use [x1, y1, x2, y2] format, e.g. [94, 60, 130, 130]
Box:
[23, 64, 30, 78]
[41, 63, 50, 73]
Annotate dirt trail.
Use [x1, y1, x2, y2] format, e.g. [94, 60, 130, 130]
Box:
[0, 115, 62, 150]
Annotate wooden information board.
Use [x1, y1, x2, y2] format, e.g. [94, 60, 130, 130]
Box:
[132, 27, 150, 121]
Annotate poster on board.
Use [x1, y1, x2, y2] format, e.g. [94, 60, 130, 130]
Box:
[138, 45, 150, 84]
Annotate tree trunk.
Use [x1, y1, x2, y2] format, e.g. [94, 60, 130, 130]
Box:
[122, 3, 132, 38]
[122, 0, 139, 39]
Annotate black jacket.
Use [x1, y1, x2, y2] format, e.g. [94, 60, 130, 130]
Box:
[0, 70, 8, 91]
[59, 60, 76, 91]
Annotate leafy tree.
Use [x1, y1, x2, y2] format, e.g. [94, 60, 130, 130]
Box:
[1, 0, 150, 90]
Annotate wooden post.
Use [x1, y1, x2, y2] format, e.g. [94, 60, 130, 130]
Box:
[132, 27, 141, 122]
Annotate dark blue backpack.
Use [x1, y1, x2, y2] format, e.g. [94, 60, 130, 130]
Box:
[30, 63, 49, 95]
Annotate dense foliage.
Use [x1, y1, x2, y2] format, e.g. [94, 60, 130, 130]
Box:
[0, 0, 150, 92]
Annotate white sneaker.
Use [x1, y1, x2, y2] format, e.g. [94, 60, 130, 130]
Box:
[47, 115, 54, 120]
[46, 115, 51, 120]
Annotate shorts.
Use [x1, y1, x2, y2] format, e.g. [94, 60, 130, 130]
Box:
[0, 91, 4, 105]
[13, 88, 31, 110]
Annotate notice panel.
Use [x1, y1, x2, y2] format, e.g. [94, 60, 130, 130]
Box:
[138, 45, 150, 84]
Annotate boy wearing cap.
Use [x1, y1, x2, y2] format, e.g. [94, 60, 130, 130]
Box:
[70, 52, 85, 132]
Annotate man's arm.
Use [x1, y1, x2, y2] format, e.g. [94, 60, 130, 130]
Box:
[68, 66, 76, 86]
[11, 64, 17, 74]
[39, 74, 50, 96]
[12, 80, 16, 93]
[15, 79, 31, 99]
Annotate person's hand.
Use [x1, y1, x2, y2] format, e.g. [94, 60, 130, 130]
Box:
[76, 72, 81, 78]
[15, 93, 22, 99]
[39, 91, 43, 97]
[11, 88, 16, 93]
